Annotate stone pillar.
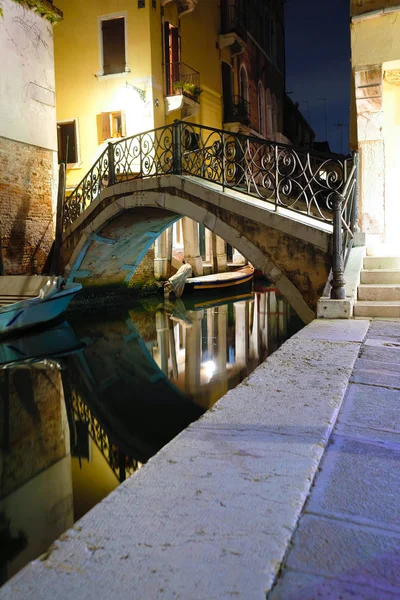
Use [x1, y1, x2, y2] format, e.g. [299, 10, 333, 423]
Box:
[215, 236, 228, 272]
[235, 300, 249, 366]
[383, 69, 400, 249]
[232, 248, 246, 265]
[354, 66, 385, 249]
[182, 217, 203, 276]
[184, 310, 203, 393]
[154, 228, 172, 279]
[155, 312, 169, 375]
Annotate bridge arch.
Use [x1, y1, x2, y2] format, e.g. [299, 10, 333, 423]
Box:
[61, 175, 332, 324]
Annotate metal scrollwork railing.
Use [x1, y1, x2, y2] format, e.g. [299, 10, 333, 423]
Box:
[71, 391, 140, 482]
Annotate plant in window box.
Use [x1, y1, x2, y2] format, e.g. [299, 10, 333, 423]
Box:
[172, 81, 185, 95]
[182, 83, 203, 102]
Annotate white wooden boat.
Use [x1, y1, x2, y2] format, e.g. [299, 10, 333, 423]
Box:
[184, 265, 254, 294]
[0, 276, 82, 337]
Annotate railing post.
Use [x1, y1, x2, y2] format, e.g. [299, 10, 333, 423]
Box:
[330, 192, 346, 299]
[172, 121, 182, 175]
[108, 142, 115, 186]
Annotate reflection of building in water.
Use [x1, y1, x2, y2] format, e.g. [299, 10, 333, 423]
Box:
[151, 290, 292, 409]
[0, 368, 72, 585]
[69, 391, 140, 521]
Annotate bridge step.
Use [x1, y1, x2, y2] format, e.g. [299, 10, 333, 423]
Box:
[361, 269, 400, 284]
[363, 256, 400, 270]
[358, 284, 400, 301]
[354, 300, 400, 318]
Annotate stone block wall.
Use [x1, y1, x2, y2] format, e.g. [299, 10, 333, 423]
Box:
[0, 136, 56, 274]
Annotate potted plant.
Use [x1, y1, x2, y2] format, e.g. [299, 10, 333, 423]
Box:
[172, 81, 185, 95]
[182, 82, 203, 102]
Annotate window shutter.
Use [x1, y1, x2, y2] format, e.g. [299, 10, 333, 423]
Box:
[97, 113, 111, 142]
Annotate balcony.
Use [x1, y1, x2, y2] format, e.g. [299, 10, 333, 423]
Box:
[165, 62, 201, 117]
[223, 96, 250, 126]
[219, 4, 247, 55]
[161, 0, 199, 16]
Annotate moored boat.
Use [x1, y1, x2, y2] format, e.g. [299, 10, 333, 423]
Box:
[183, 265, 254, 295]
[0, 276, 82, 338]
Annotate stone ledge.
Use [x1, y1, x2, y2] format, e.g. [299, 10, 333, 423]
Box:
[0, 320, 367, 599]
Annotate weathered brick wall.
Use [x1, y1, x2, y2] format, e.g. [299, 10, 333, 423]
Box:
[0, 136, 56, 275]
[130, 246, 155, 283]
[0, 369, 68, 499]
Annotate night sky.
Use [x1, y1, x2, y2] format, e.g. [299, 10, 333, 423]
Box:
[284, 0, 351, 154]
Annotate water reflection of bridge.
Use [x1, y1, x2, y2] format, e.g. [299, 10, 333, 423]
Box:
[67, 287, 296, 492]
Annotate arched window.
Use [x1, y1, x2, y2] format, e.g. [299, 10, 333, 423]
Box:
[258, 81, 266, 137]
[272, 95, 278, 134]
[239, 64, 249, 104]
[266, 88, 273, 136]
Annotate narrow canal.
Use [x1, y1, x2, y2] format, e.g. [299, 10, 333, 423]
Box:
[0, 284, 302, 586]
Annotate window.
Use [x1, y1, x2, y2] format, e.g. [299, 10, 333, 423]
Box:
[97, 111, 126, 143]
[57, 120, 79, 164]
[258, 81, 266, 137]
[101, 16, 126, 75]
[266, 89, 273, 136]
[239, 64, 249, 103]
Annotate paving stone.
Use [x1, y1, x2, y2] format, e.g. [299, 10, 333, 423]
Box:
[269, 571, 400, 600]
[354, 357, 400, 374]
[286, 515, 400, 591]
[368, 321, 400, 337]
[364, 336, 400, 348]
[336, 383, 400, 445]
[294, 319, 369, 342]
[350, 368, 400, 388]
[359, 345, 400, 364]
[306, 436, 400, 529]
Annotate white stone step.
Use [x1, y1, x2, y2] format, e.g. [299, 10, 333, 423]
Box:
[354, 301, 400, 318]
[358, 284, 400, 301]
[363, 256, 400, 270]
[360, 269, 400, 284]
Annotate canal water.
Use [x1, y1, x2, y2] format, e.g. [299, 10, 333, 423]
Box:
[0, 284, 302, 586]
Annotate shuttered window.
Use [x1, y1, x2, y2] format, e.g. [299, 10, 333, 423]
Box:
[57, 121, 78, 164]
[102, 17, 126, 75]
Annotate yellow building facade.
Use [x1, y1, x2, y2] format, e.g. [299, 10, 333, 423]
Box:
[350, 0, 400, 251]
[54, 0, 222, 191]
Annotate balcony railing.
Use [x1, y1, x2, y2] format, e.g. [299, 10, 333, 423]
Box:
[221, 3, 247, 40]
[224, 95, 250, 125]
[165, 62, 200, 99]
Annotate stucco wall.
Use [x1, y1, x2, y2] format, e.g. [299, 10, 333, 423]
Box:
[0, 0, 57, 151]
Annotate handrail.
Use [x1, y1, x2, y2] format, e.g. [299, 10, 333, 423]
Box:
[62, 121, 358, 299]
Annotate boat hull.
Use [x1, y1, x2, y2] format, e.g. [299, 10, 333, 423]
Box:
[183, 266, 254, 295]
[0, 284, 82, 338]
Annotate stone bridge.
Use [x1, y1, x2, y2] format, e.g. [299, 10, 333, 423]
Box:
[60, 121, 356, 324]
[61, 174, 332, 324]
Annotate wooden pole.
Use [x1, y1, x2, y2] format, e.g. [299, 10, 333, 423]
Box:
[50, 163, 66, 275]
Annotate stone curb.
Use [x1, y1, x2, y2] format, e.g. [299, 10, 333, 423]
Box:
[0, 320, 369, 600]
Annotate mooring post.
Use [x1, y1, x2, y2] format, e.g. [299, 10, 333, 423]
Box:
[108, 142, 116, 186]
[50, 162, 66, 275]
[330, 192, 346, 299]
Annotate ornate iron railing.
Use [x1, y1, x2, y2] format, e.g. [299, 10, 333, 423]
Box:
[63, 120, 358, 299]
[164, 62, 200, 97]
[71, 391, 140, 483]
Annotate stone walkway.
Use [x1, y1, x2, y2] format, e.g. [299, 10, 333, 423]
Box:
[3, 319, 400, 599]
[270, 320, 400, 599]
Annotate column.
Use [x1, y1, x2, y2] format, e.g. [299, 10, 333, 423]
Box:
[354, 66, 385, 250]
[184, 310, 203, 394]
[182, 217, 203, 276]
[215, 235, 228, 272]
[234, 300, 249, 366]
[154, 227, 172, 279]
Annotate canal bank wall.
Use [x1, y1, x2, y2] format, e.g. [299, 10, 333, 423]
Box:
[0, 319, 370, 600]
